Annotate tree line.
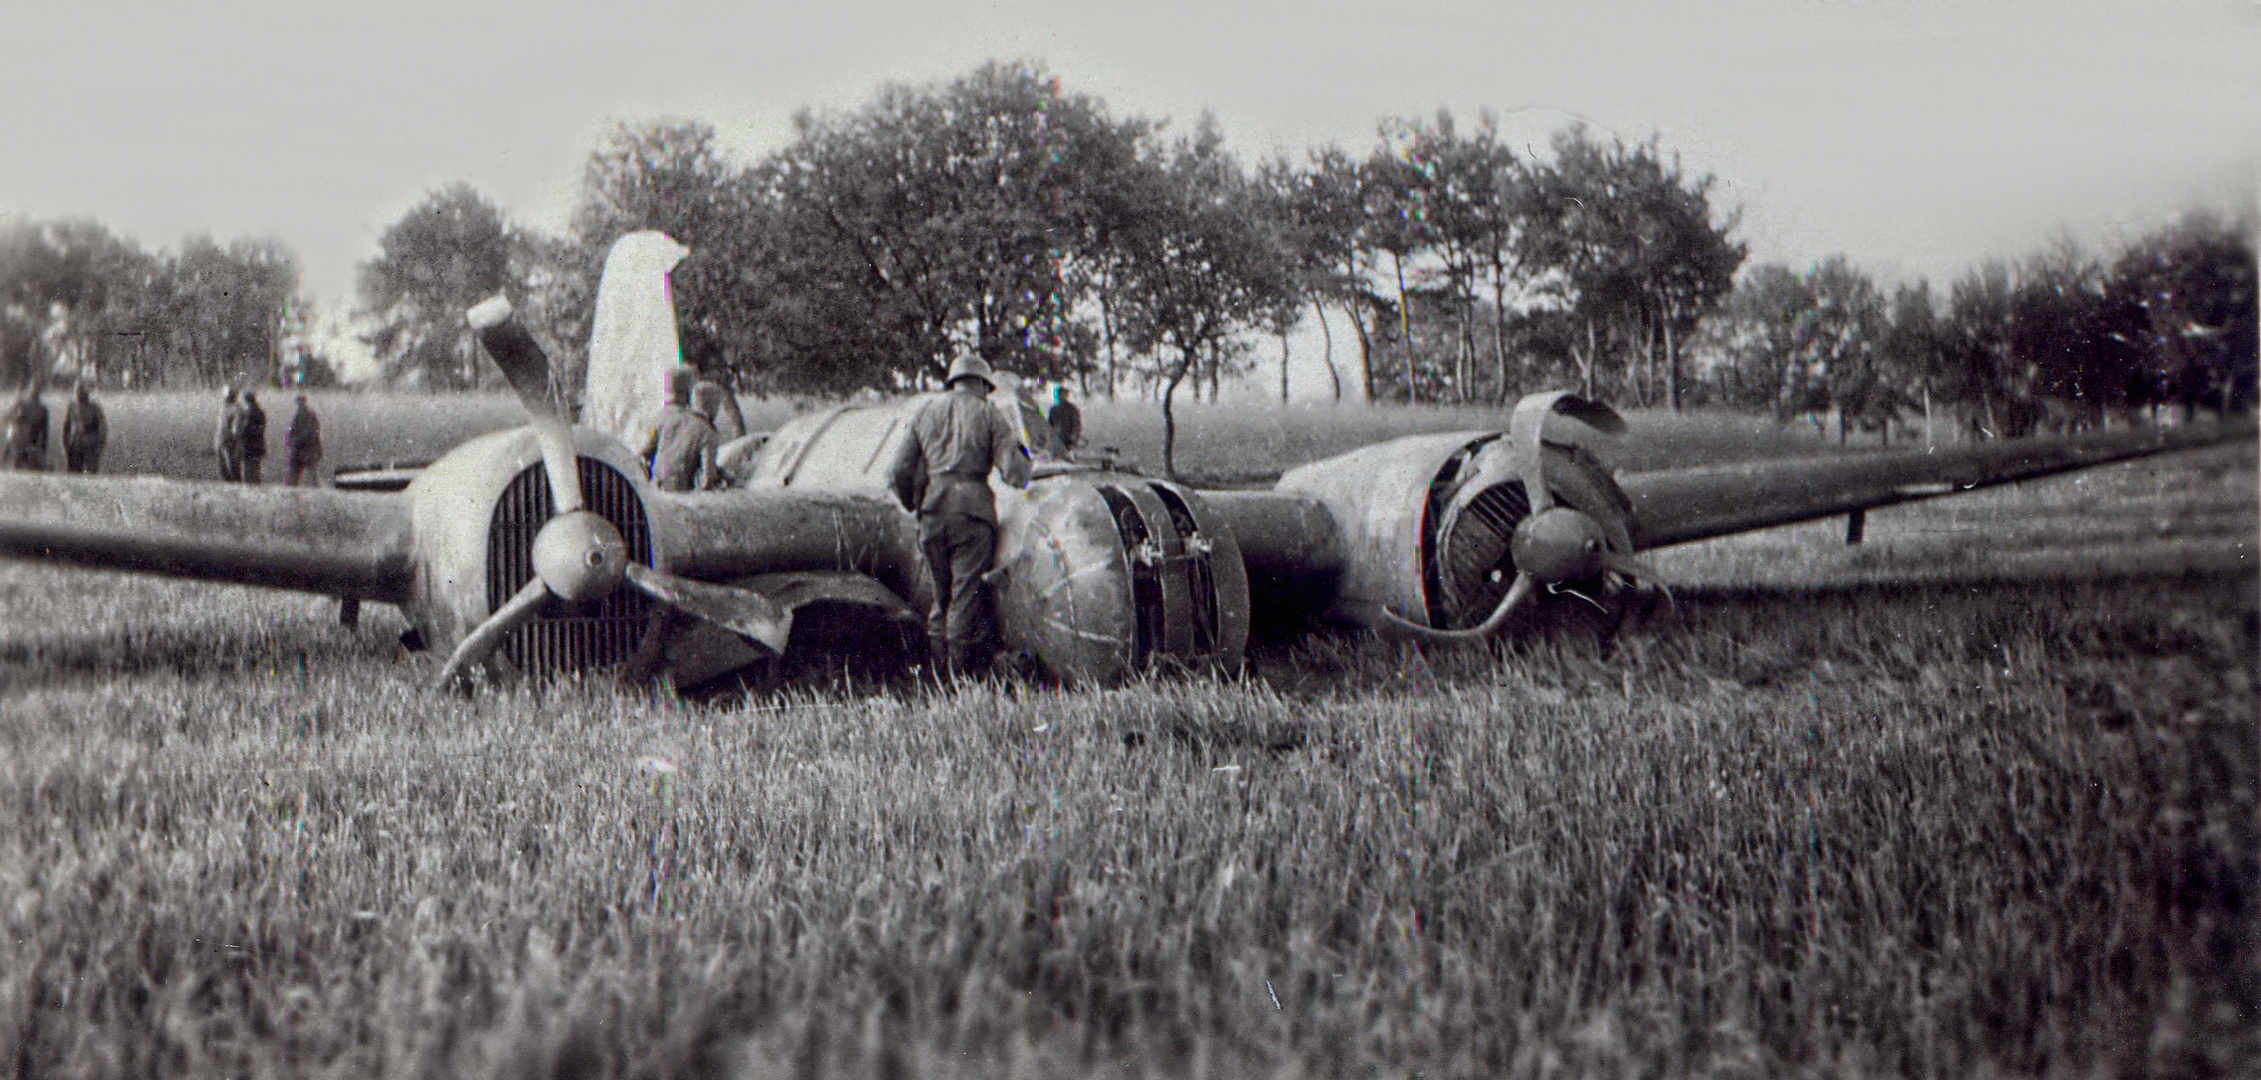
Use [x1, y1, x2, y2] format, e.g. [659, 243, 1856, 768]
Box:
[4, 59, 2250, 461]
[352, 63, 1754, 472]
[0, 219, 305, 390]
[1694, 215, 2257, 441]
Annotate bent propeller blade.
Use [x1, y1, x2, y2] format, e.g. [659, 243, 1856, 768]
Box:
[1378, 570, 1537, 643]
[624, 564, 794, 656]
[434, 577, 549, 690]
[468, 294, 584, 515]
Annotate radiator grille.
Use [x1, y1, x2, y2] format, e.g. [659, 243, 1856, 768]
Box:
[485, 458, 653, 675]
[1437, 481, 1530, 629]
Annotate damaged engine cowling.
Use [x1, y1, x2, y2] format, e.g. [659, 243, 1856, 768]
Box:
[747, 400, 1250, 683]
[1205, 420, 1637, 635]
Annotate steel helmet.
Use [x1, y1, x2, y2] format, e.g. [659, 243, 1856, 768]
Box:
[663, 366, 697, 405]
[945, 355, 995, 391]
[691, 381, 727, 418]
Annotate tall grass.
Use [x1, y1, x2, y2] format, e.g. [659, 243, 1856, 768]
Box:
[1, 448, 2253, 1077]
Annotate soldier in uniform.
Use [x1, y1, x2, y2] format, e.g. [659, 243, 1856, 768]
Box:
[285, 392, 323, 486]
[62, 380, 105, 474]
[214, 387, 242, 482]
[1047, 384, 1083, 453]
[888, 356, 1031, 676]
[236, 390, 267, 484]
[641, 368, 721, 492]
[6, 384, 48, 471]
[1010, 378, 1068, 461]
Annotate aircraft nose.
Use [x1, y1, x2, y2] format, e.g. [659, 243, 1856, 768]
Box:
[531, 510, 629, 603]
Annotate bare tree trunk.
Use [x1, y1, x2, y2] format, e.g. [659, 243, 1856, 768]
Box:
[1099, 272, 1120, 400]
[1490, 271, 1512, 407]
[1313, 298, 1342, 402]
[1279, 328, 1291, 403]
[1465, 266, 1482, 404]
[1348, 298, 1376, 404]
[1581, 318, 1598, 399]
[1390, 250, 1417, 405]
[1162, 353, 1190, 480]
[1664, 318, 1680, 412]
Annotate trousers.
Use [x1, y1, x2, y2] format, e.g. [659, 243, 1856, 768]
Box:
[918, 511, 998, 675]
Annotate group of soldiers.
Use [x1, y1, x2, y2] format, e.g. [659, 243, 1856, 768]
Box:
[5, 382, 108, 473]
[213, 386, 323, 485]
[3, 379, 328, 485]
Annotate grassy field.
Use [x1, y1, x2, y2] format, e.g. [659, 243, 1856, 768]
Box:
[0, 396, 2254, 1077]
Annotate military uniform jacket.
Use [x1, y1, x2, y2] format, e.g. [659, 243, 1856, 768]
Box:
[236, 402, 267, 461]
[889, 391, 1031, 524]
[643, 405, 719, 492]
[6, 398, 47, 459]
[287, 406, 322, 461]
[63, 398, 104, 451]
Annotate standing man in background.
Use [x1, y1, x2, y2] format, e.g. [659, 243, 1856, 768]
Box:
[61, 380, 104, 474]
[641, 367, 722, 492]
[286, 392, 323, 486]
[236, 390, 267, 484]
[6, 383, 48, 470]
[214, 386, 242, 481]
[889, 356, 1031, 677]
[1010, 378, 1067, 461]
[1047, 385, 1083, 454]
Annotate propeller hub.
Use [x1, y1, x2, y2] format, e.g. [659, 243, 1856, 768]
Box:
[531, 511, 629, 603]
[1511, 507, 1608, 583]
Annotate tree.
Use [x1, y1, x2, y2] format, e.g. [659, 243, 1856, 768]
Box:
[162, 235, 299, 389]
[754, 62, 1151, 393]
[1880, 280, 1950, 444]
[358, 184, 514, 389]
[2010, 237, 2131, 428]
[567, 121, 757, 389]
[1279, 146, 1375, 401]
[1787, 257, 1894, 441]
[1690, 261, 1809, 408]
[1519, 128, 1743, 406]
[2110, 209, 2258, 415]
[1359, 121, 1439, 402]
[1943, 261, 2021, 435]
[1112, 119, 1296, 478]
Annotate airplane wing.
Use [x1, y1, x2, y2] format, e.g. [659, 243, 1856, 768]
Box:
[1620, 421, 2254, 550]
[0, 473, 415, 602]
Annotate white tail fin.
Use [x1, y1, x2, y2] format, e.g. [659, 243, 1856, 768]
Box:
[581, 231, 690, 444]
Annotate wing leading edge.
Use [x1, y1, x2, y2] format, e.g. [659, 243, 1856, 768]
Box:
[1620, 422, 2255, 551]
[0, 474, 415, 602]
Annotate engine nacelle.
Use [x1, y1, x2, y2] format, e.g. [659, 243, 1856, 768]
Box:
[403, 426, 667, 673]
[1228, 428, 1634, 633]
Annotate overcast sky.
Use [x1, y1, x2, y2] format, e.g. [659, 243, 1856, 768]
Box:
[3, 0, 2255, 309]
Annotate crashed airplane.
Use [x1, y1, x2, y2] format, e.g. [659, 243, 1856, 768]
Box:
[0, 232, 2247, 692]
